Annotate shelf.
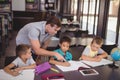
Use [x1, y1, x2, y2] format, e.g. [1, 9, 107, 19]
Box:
[0, 1, 11, 12]
[26, 3, 39, 11]
[0, 2, 11, 4]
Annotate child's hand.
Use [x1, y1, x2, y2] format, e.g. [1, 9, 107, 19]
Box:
[14, 67, 23, 72]
[94, 56, 102, 62]
[11, 70, 20, 76]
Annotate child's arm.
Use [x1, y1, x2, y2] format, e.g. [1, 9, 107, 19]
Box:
[15, 63, 36, 71]
[15, 57, 36, 71]
[97, 52, 108, 59]
[4, 63, 20, 76]
[80, 54, 102, 62]
[49, 57, 70, 67]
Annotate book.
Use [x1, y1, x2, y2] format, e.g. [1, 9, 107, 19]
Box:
[79, 69, 99, 76]
[41, 73, 65, 80]
[81, 59, 113, 67]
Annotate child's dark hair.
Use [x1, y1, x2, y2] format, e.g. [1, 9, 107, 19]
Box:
[91, 36, 103, 45]
[60, 36, 71, 44]
[16, 44, 31, 57]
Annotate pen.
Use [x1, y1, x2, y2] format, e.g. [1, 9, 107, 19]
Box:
[19, 70, 23, 75]
[50, 68, 59, 73]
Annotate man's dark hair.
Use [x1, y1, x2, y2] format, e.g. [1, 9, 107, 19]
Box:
[46, 16, 62, 28]
[60, 36, 71, 44]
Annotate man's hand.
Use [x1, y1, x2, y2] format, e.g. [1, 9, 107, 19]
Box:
[54, 52, 66, 61]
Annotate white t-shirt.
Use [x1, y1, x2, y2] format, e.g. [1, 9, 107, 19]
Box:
[82, 45, 105, 57]
[12, 57, 35, 67]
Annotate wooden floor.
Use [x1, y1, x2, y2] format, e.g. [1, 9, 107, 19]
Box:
[0, 31, 17, 69]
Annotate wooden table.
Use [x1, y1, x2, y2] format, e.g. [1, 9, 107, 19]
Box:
[34, 62, 120, 80]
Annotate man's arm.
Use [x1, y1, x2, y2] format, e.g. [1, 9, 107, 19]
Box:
[42, 38, 51, 49]
[49, 57, 70, 67]
[30, 39, 65, 61]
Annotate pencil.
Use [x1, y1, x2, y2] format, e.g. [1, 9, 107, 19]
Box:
[50, 68, 59, 73]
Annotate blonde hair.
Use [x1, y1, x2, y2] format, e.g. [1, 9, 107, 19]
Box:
[91, 36, 103, 45]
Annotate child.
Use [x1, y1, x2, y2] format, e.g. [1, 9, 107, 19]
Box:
[49, 36, 72, 67]
[4, 44, 36, 76]
[79, 36, 108, 62]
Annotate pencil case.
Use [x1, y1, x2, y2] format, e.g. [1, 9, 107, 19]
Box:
[41, 73, 65, 80]
[35, 62, 51, 75]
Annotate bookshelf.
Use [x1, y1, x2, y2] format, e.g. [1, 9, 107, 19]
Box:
[0, 0, 11, 12]
[25, 0, 56, 11]
[26, 0, 39, 11]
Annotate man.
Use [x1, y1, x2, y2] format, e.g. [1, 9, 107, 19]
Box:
[16, 16, 65, 61]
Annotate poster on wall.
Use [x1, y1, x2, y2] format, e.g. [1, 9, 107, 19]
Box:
[12, 0, 25, 11]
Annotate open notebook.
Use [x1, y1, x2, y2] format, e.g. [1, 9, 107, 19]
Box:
[0, 69, 35, 80]
[56, 60, 90, 72]
[81, 59, 113, 67]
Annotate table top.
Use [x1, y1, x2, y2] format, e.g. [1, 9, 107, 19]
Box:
[34, 62, 120, 80]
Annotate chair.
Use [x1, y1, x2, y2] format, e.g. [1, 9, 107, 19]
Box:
[101, 44, 117, 55]
[4, 56, 17, 66]
[69, 45, 86, 60]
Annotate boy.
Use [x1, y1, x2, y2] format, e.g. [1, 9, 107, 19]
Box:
[4, 44, 36, 76]
[79, 36, 108, 62]
[49, 36, 72, 67]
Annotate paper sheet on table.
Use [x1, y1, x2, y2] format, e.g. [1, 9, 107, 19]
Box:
[0, 69, 35, 80]
[81, 59, 113, 67]
[56, 60, 90, 72]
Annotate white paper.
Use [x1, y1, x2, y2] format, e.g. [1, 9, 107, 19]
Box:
[56, 60, 90, 72]
[81, 59, 113, 67]
[0, 69, 35, 80]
